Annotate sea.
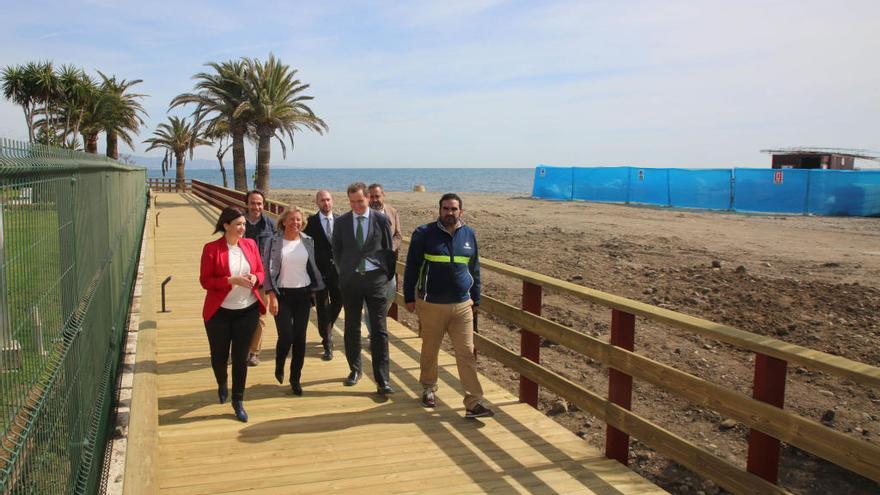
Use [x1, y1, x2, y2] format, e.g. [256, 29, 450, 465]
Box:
[147, 168, 535, 194]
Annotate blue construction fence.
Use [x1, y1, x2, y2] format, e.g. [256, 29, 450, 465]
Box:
[532, 166, 880, 216]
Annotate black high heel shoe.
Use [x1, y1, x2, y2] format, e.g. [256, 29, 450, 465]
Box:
[291, 382, 303, 396]
[232, 400, 248, 423]
[218, 383, 228, 404]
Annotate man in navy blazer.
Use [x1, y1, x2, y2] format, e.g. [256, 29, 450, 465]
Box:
[331, 182, 396, 394]
[302, 190, 341, 360]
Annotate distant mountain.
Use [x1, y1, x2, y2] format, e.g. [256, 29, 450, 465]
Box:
[126, 154, 233, 170]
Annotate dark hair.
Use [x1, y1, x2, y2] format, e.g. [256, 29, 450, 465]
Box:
[346, 182, 367, 195]
[439, 193, 463, 210]
[213, 206, 245, 234]
[368, 183, 383, 192]
[246, 189, 266, 202]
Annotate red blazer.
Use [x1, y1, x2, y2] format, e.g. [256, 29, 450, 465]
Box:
[200, 237, 266, 321]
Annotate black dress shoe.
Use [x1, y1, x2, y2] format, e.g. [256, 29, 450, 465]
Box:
[232, 400, 248, 423]
[218, 383, 228, 404]
[274, 365, 284, 385]
[377, 384, 395, 395]
[321, 349, 333, 361]
[344, 371, 361, 386]
[291, 382, 303, 396]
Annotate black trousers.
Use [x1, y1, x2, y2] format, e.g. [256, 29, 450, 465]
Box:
[205, 304, 259, 401]
[314, 269, 342, 351]
[273, 287, 312, 383]
[342, 270, 390, 387]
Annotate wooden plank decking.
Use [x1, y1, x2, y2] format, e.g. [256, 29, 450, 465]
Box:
[133, 192, 665, 494]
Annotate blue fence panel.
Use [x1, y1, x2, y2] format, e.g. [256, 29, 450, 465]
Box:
[806, 170, 880, 216]
[628, 168, 670, 206]
[532, 165, 573, 200]
[733, 168, 809, 213]
[531, 165, 880, 216]
[668, 169, 732, 209]
[572, 166, 630, 202]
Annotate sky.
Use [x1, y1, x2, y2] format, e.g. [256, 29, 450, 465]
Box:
[1, 0, 878, 168]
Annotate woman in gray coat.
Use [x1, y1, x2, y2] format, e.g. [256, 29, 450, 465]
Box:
[263, 205, 325, 395]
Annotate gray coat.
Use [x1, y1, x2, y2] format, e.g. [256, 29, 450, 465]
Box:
[262, 232, 326, 294]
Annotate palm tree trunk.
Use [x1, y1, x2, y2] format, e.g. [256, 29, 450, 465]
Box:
[83, 132, 98, 153]
[106, 130, 119, 159]
[175, 151, 186, 192]
[24, 106, 35, 143]
[231, 126, 247, 191]
[216, 143, 229, 189]
[73, 108, 84, 140]
[255, 130, 272, 194]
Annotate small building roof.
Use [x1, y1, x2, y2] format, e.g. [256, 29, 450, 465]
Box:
[761, 147, 880, 161]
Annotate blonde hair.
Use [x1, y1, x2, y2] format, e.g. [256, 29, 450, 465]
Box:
[276, 204, 308, 233]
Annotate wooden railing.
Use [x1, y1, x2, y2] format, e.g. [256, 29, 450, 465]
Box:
[146, 178, 191, 192]
[188, 179, 880, 495]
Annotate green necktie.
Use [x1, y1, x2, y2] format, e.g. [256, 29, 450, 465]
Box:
[356, 216, 366, 273]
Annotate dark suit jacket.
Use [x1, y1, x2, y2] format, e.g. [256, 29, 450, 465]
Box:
[331, 210, 396, 286]
[303, 212, 335, 277]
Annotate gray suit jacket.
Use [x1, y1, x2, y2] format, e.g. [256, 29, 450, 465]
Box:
[331, 210, 396, 285]
[262, 232, 326, 294]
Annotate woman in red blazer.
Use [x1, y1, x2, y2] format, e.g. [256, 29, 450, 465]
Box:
[200, 206, 266, 422]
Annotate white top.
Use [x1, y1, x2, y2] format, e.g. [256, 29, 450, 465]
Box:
[221, 243, 258, 309]
[278, 238, 311, 288]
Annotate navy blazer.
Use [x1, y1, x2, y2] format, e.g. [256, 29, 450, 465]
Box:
[302, 212, 335, 277]
[331, 210, 395, 285]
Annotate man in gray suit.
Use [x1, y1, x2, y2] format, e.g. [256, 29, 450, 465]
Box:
[332, 182, 396, 395]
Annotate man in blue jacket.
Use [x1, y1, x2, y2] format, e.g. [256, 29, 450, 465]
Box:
[403, 193, 493, 419]
[244, 189, 276, 366]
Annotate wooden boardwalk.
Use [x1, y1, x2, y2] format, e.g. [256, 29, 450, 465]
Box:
[131, 193, 665, 494]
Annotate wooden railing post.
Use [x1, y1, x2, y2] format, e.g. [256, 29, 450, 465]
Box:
[606, 309, 635, 465]
[747, 353, 787, 483]
[520, 281, 542, 407]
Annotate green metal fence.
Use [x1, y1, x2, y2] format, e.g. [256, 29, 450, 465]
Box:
[0, 139, 147, 494]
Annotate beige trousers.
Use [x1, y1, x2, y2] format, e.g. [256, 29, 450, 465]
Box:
[416, 299, 483, 409]
[249, 288, 266, 354]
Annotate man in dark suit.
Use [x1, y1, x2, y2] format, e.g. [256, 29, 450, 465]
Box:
[302, 189, 341, 361]
[332, 182, 396, 395]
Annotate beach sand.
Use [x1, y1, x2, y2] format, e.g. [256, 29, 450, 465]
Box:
[274, 188, 880, 494]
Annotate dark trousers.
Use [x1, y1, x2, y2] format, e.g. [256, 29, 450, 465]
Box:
[273, 288, 312, 384]
[342, 270, 390, 387]
[314, 270, 342, 351]
[205, 304, 259, 401]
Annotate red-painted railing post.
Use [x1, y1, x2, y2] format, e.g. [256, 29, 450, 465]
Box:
[606, 309, 635, 465]
[520, 281, 542, 407]
[747, 353, 787, 483]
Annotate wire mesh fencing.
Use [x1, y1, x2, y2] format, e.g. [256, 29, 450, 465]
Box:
[0, 139, 147, 494]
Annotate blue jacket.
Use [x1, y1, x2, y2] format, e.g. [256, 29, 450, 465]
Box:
[245, 213, 276, 263]
[403, 220, 480, 305]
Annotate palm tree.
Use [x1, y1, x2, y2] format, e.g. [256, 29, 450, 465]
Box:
[170, 60, 252, 191]
[201, 119, 235, 188]
[237, 54, 328, 194]
[56, 65, 97, 147]
[2, 64, 39, 142]
[144, 116, 210, 190]
[29, 61, 59, 145]
[98, 71, 147, 159]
